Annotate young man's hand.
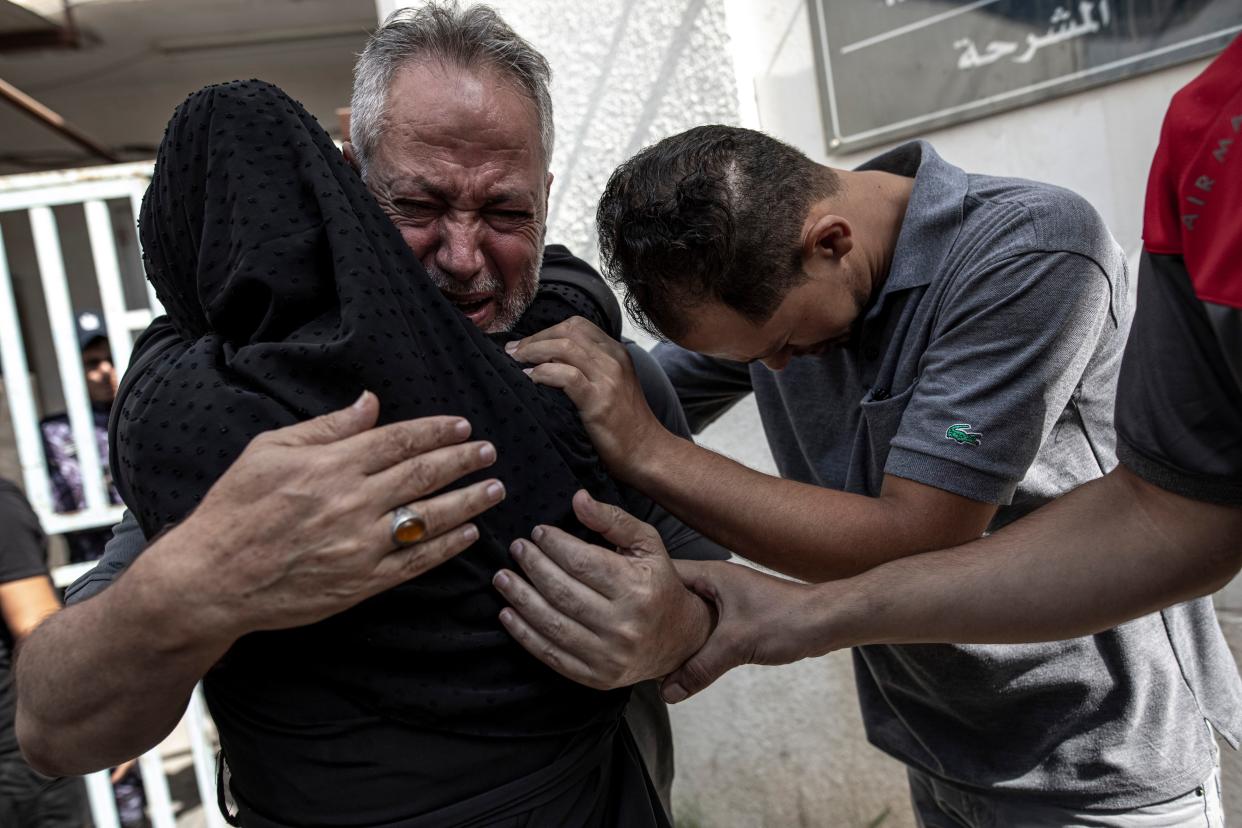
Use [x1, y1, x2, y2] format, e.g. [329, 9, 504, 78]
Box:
[661, 561, 825, 703]
[506, 317, 673, 482]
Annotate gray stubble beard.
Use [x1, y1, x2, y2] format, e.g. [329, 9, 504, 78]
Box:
[425, 258, 540, 334]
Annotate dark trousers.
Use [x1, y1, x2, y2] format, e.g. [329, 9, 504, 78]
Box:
[624, 680, 674, 820]
[0, 755, 88, 828]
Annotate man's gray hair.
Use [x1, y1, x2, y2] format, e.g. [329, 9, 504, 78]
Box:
[350, 2, 554, 180]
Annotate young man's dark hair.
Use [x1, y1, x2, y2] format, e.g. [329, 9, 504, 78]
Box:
[596, 124, 839, 340]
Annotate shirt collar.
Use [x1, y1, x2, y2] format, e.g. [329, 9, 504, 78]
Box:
[855, 140, 967, 316]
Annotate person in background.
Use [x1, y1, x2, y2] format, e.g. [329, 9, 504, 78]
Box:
[0, 477, 85, 827]
[39, 310, 121, 563]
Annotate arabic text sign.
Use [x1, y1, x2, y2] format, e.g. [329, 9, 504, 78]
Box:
[809, 0, 1241, 153]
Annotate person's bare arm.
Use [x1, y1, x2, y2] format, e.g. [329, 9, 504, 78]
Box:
[509, 318, 995, 582]
[826, 465, 1242, 644]
[16, 548, 230, 773]
[17, 392, 505, 775]
[624, 438, 994, 581]
[0, 576, 60, 641]
[662, 466, 1242, 700]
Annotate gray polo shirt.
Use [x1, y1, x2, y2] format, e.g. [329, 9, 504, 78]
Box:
[655, 141, 1242, 807]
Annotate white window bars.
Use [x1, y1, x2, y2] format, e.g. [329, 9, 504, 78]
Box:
[0, 162, 157, 535]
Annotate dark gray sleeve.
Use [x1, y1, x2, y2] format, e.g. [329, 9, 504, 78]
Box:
[64, 510, 149, 605]
[651, 342, 753, 434]
[622, 343, 730, 561]
[1115, 252, 1242, 504]
[886, 251, 1116, 504]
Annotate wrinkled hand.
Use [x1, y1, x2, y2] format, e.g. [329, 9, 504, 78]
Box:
[148, 391, 505, 640]
[661, 561, 819, 703]
[506, 317, 667, 481]
[493, 490, 713, 690]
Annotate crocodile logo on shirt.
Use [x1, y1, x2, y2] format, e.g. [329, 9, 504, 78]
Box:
[945, 423, 982, 446]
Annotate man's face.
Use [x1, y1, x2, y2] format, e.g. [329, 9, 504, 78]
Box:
[363, 61, 549, 333]
[82, 339, 117, 404]
[672, 272, 866, 371]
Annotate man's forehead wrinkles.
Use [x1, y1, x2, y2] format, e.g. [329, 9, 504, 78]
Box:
[385, 107, 532, 156]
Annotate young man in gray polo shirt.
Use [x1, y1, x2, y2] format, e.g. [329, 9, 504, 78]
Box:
[498, 126, 1239, 823]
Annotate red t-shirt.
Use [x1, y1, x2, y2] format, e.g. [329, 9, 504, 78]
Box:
[1143, 35, 1242, 309]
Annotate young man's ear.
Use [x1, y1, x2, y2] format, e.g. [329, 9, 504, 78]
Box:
[803, 213, 853, 263]
[342, 142, 360, 175]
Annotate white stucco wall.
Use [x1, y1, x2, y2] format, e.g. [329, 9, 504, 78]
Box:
[726, 0, 1214, 260]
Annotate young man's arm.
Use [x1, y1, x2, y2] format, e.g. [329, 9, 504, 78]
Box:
[495, 247, 1122, 687]
[510, 251, 1111, 582]
[663, 465, 1242, 700]
[662, 248, 1242, 699]
[519, 324, 995, 581]
[18, 396, 502, 774]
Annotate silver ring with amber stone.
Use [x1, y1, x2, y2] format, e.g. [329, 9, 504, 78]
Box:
[390, 505, 428, 547]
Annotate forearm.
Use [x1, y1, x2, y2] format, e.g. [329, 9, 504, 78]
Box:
[630, 433, 980, 581]
[814, 467, 1242, 649]
[16, 531, 233, 774]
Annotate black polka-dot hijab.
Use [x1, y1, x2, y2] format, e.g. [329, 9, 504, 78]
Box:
[118, 81, 628, 742]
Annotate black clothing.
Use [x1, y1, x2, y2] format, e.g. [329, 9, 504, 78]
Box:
[78, 254, 720, 827]
[0, 758, 86, 828]
[39, 405, 119, 563]
[0, 480, 50, 757]
[118, 80, 664, 826]
[0, 481, 88, 827]
[1116, 252, 1242, 504]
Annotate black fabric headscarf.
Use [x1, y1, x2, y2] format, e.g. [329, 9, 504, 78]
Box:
[117, 81, 666, 827]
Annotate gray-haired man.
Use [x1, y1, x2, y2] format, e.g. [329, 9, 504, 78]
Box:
[16, 4, 718, 824]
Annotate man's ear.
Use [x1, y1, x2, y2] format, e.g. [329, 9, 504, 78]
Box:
[540, 172, 554, 242]
[803, 212, 853, 264]
[342, 142, 360, 174]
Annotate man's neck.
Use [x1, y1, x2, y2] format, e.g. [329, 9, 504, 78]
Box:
[835, 169, 915, 300]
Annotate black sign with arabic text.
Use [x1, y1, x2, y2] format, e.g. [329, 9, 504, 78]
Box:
[808, 0, 1241, 153]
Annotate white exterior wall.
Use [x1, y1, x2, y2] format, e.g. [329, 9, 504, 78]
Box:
[382, 2, 1237, 825]
[727, 0, 1212, 260]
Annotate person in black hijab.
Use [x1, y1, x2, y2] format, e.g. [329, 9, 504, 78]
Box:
[114, 79, 668, 827]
